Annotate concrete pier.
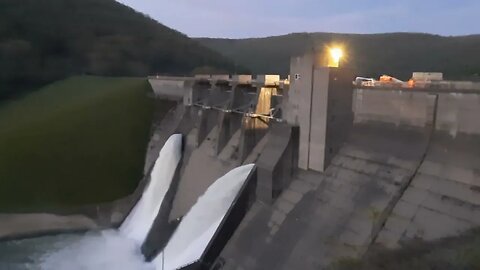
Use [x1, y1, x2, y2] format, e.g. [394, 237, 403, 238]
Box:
[285, 53, 354, 172]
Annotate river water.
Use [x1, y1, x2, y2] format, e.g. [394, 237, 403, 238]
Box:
[0, 134, 183, 270]
[0, 231, 152, 270]
[0, 134, 254, 270]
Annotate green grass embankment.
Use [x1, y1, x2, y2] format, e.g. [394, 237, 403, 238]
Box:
[0, 76, 155, 212]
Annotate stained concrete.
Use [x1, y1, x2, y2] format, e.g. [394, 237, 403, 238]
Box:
[285, 61, 354, 172]
[197, 86, 231, 146]
[144, 100, 182, 174]
[149, 77, 190, 100]
[216, 122, 430, 269]
[238, 87, 276, 162]
[256, 123, 299, 203]
[284, 53, 314, 170]
[435, 93, 480, 136]
[353, 89, 436, 128]
[168, 127, 238, 221]
[376, 131, 480, 248]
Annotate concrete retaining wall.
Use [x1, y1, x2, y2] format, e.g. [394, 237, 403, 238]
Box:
[256, 123, 299, 204]
[353, 89, 480, 136]
[149, 77, 190, 100]
[436, 93, 480, 136]
[353, 89, 436, 128]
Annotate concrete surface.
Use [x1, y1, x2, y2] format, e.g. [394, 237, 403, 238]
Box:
[216, 122, 430, 269]
[284, 53, 314, 170]
[238, 87, 275, 162]
[0, 214, 98, 241]
[435, 93, 480, 136]
[256, 123, 298, 203]
[353, 89, 436, 128]
[197, 86, 231, 146]
[286, 56, 354, 172]
[169, 127, 238, 221]
[149, 77, 191, 100]
[376, 131, 480, 248]
[309, 68, 354, 172]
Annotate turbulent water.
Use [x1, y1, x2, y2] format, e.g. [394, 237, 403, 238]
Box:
[120, 134, 182, 243]
[154, 164, 254, 269]
[0, 231, 152, 270]
[0, 134, 254, 270]
[0, 135, 182, 270]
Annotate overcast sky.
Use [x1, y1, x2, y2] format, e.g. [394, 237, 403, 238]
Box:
[117, 0, 479, 38]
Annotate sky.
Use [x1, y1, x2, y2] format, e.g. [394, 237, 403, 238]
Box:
[117, 0, 480, 38]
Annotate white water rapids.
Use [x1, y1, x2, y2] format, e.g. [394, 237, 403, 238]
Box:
[39, 134, 183, 270]
[1, 134, 254, 270]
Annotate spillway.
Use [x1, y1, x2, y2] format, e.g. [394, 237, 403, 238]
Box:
[37, 134, 183, 270]
[120, 134, 182, 243]
[7, 134, 254, 270]
[153, 164, 254, 270]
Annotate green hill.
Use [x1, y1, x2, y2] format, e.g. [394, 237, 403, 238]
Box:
[0, 0, 236, 99]
[197, 33, 480, 80]
[0, 76, 168, 212]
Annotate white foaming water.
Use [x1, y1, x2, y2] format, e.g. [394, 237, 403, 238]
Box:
[39, 230, 154, 270]
[38, 134, 183, 270]
[18, 137, 253, 270]
[120, 134, 182, 243]
[154, 164, 254, 270]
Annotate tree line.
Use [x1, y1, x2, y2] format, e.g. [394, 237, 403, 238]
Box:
[0, 0, 237, 99]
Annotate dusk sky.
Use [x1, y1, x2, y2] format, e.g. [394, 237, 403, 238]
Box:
[117, 0, 480, 38]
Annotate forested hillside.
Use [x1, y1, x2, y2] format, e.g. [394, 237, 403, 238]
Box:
[0, 0, 236, 98]
[197, 33, 480, 80]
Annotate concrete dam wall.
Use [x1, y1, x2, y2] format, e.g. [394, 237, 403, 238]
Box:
[214, 85, 480, 269]
[146, 55, 480, 269]
[147, 76, 480, 269]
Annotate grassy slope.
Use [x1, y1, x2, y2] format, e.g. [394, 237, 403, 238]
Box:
[197, 33, 480, 80]
[0, 76, 155, 212]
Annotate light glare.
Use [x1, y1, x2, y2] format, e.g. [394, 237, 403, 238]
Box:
[329, 48, 343, 67]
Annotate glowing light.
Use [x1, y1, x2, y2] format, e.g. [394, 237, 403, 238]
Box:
[329, 48, 343, 67]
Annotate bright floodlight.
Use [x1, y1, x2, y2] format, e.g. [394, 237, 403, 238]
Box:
[329, 48, 343, 67]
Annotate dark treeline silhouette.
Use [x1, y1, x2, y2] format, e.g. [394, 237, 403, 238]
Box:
[0, 0, 237, 98]
[197, 32, 480, 80]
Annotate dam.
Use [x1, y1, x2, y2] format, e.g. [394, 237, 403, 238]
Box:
[147, 51, 480, 269]
[1, 51, 479, 270]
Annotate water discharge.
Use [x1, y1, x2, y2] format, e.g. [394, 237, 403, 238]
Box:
[154, 164, 254, 270]
[38, 134, 182, 270]
[0, 135, 254, 270]
[120, 134, 182, 243]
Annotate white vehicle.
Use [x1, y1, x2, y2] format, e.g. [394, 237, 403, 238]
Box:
[354, 77, 376, 87]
